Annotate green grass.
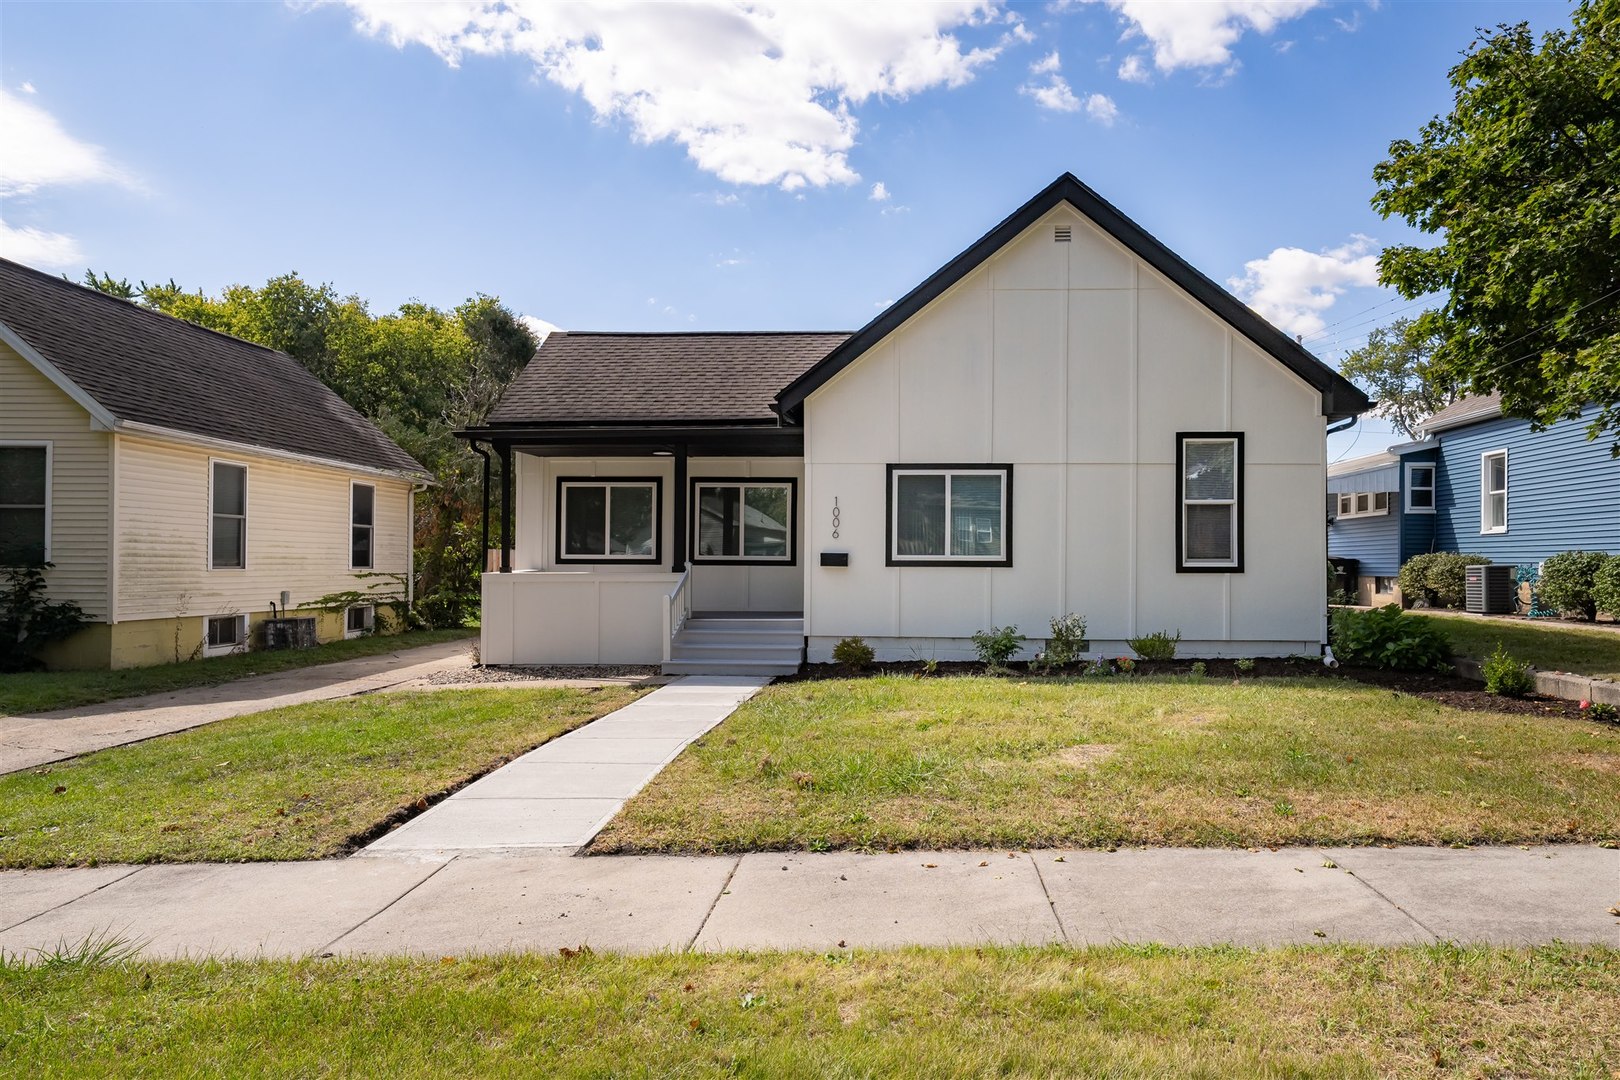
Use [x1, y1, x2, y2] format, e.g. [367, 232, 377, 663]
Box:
[1410, 611, 1620, 682]
[0, 687, 640, 867]
[1, 627, 477, 716]
[593, 676, 1620, 853]
[2, 944, 1615, 1077]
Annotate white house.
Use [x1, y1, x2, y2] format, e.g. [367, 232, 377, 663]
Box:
[462, 174, 1370, 673]
[0, 258, 429, 669]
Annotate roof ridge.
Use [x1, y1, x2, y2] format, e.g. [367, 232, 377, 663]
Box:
[555, 330, 852, 337]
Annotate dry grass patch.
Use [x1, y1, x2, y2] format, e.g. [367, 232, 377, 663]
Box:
[593, 676, 1620, 853]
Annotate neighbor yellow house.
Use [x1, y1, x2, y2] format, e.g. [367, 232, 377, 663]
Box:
[0, 258, 429, 669]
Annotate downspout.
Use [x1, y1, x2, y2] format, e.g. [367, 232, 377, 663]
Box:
[470, 441, 492, 575]
[1321, 413, 1361, 665]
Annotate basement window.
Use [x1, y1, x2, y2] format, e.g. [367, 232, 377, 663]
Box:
[204, 614, 247, 657]
[345, 605, 375, 639]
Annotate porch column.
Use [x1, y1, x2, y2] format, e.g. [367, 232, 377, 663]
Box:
[498, 441, 513, 573]
[671, 441, 688, 572]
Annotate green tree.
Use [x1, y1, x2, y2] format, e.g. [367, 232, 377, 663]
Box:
[1338, 314, 1460, 437]
[1371, 1, 1620, 446]
[78, 270, 136, 299]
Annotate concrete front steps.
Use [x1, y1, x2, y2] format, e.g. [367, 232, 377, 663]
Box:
[662, 615, 804, 677]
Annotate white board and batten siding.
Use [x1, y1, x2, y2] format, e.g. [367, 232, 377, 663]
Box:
[0, 341, 111, 619]
[802, 204, 1328, 661]
[113, 433, 414, 622]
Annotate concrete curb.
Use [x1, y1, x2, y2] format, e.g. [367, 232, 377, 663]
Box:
[1452, 656, 1620, 706]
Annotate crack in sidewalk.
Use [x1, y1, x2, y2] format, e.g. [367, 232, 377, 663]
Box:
[686, 855, 743, 952]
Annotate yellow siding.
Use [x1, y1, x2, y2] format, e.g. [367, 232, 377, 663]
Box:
[114, 433, 414, 624]
[0, 342, 111, 618]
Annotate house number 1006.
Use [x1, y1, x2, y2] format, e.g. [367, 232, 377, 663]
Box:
[831, 497, 840, 540]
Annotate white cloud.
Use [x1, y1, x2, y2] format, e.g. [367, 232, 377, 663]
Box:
[0, 218, 86, 270]
[869, 181, 890, 201]
[1020, 52, 1116, 124]
[1229, 234, 1380, 337]
[703, 191, 742, 207]
[1104, 1, 1320, 76]
[19, 82, 36, 95]
[519, 314, 559, 341]
[1084, 92, 1119, 125]
[338, 0, 1003, 190]
[712, 248, 749, 267]
[1116, 53, 1150, 82]
[0, 87, 130, 197]
[1023, 75, 1081, 112]
[1030, 50, 1062, 75]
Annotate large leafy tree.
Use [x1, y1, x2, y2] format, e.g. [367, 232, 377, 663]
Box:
[1371, 0, 1619, 446]
[1338, 314, 1460, 437]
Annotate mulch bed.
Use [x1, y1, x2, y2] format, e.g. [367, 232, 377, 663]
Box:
[785, 657, 1608, 723]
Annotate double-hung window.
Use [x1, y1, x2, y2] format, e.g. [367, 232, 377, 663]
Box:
[1405, 463, 1435, 513]
[886, 465, 1011, 566]
[350, 482, 375, 569]
[1178, 434, 1242, 571]
[209, 461, 247, 569]
[204, 613, 246, 656]
[693, 480, 795, 563]
[557, 478, 660, 562]
[1481, 450, 1508, 533]
[0, 443, 49, 565]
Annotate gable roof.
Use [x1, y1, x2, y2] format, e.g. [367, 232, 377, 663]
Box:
[774, 173, 1372, 423]
[486, 331, 850, 426]
[0, 258, 425, 477]
[1327, 450, 1398, 479]
[1419, 393, 1503, 435]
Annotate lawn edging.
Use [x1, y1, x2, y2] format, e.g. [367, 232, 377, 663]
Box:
[1451, 655, 1620, 707]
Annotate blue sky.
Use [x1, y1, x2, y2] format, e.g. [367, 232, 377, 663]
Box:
[0, 1, 1574, 459]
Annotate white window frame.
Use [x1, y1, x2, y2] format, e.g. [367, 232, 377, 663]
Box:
[1405, 463, 1436, 514]
[202, 613, 248, 657]
[1178, 434, 1242, 571]
[1481, 449, 1508, 534]
[1335, 489, 1391, 520]
[556, 478, 661, 563]
[691, 479, 796, 564]
[345, 604, 375, 639]
[350, 481, 376, 570]
[0, 440, 52, 566]
[208, 458, 249, 571]
[886, 465, 1012, 566]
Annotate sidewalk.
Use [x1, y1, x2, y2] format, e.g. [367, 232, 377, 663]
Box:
[0, 639, 473, 775]
[2, 846, 1614, 959]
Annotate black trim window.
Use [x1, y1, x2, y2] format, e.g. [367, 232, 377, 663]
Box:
[351, 482, 375, 569]
[886, 465, 1012, 566]
[1177, 434, 1242, 571]
[0, 444, 48, 566]
[210, 461, 247, 570]
[557, 478, 661, 562]
[693, 479, 796, 564]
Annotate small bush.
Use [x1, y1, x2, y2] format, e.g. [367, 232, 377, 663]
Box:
[1234, 657, 1257, 674]
[1396, 553, 1444, 606]
[1538, 551, 1610, 620]
[1583, 701, 1617, 723]
[1482, 643, 1536, 698]
[1396, 552, 1490, 608]
[1043, 613, 1089, 668]
[832, 636, 874, 671]
[1592, 555, 1620, 620]
[1, 563, 89, 673]
[971, 625, 1025, 668]
[1127, 630, 1180, 662]
[1329, 604, 1452, 672]
[1189, 661, 1207, 678]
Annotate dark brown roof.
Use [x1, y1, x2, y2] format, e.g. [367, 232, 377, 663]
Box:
[486, 331, 850, 425]
[0, 258, 425, 476]
[1419, 393, 1503, 434]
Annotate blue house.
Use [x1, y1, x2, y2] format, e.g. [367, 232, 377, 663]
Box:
[1328, 393, 1620, 604]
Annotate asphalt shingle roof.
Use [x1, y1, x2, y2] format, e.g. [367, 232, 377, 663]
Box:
[487, 331, 850, 425]
[0, 258, 425, 476]
[1420, 393, 1503, 434]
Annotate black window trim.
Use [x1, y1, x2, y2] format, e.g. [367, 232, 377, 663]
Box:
[884, 463, 1014, 568]
[689, 476, 799, 567]
[1175, 432, 1244, 574]
[349, 480, 376, 571]
[554, 475, 663, 565]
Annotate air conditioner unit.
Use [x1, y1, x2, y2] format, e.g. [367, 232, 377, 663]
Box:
[260, 616, 319, 650]
[1464, 563, 1514, 614]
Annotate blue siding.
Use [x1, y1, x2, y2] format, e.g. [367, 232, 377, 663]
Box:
[1429, 407, 1620, 562]
[1399, 447, 1438, 564]
[1329, 511, 1401, 574]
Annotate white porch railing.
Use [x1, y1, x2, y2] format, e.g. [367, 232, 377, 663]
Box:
[662, 563, 692, 664]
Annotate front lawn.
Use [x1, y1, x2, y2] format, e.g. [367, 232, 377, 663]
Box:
[3, 944, 1615, 1077]
[0, 687, 640, 867]
[593, 677, 1620, 853]
[1, 627, 476, 716]
[1410, 611, 1620, 682]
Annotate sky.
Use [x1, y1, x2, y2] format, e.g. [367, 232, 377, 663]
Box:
[0, 1, 1576, 461]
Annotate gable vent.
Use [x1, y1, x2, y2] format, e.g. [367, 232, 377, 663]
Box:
[1053, 224, 1072, 243]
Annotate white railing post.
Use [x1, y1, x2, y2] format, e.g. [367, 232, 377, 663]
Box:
[663, 563, 691, 665]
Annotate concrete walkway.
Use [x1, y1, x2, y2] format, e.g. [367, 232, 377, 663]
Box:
[0, 639, 473, 775]
[2, 845, 1614, 959]
[364, 677, 770, 854]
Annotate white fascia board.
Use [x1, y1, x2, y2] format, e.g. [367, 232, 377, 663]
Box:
[0, 318, 119, 430]
[113, 419, 433, 484]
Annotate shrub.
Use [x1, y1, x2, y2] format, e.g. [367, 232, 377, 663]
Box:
[1, 564, 89, 673]
[1593, 555, 1620, 620]
[1396, 552, 1489, 608]
[1396, 553, 1444, 606]
[1127, 630, 1180, 662]
[1234, 657, 1257, 674]
[1042, 613, 1089, 668]
[971, 625, 1025, 668]
[1538, 551, 1610, 621]
[1583, 701, 1617, 723]
[1329, 604, 1452, 672]
[832, 636, 875, 671]
[1482, 643, 1536, 697]
[1189, 661, 1207, 678]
